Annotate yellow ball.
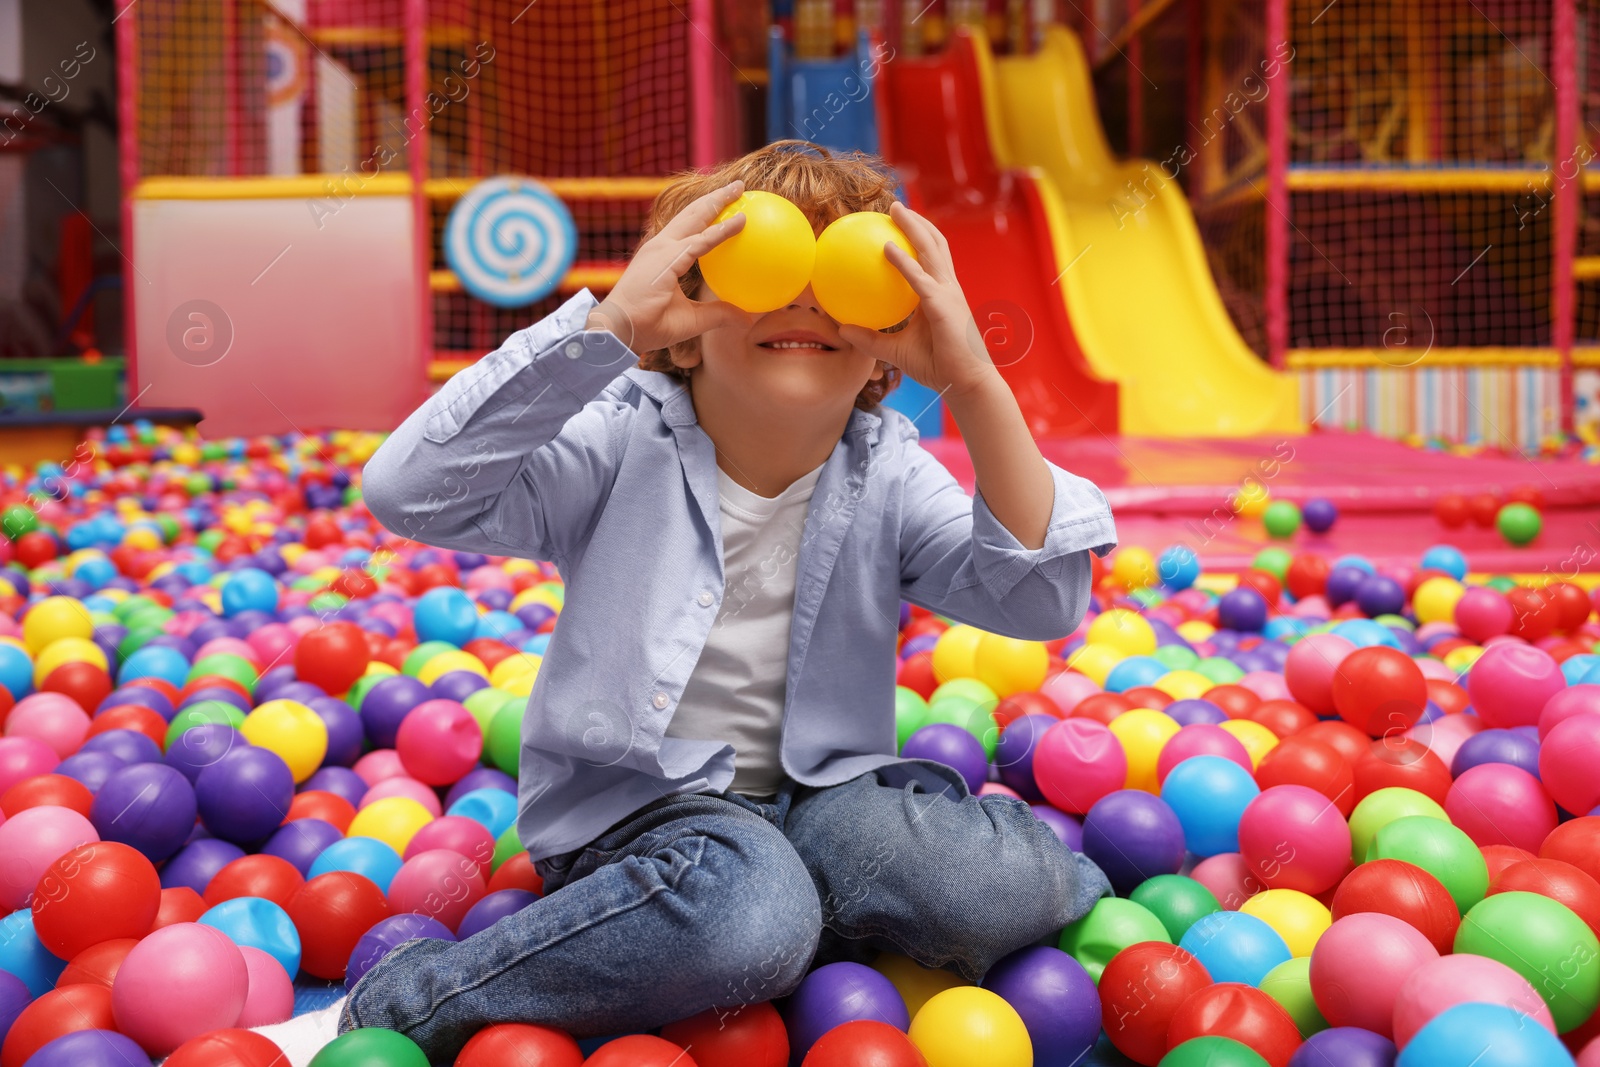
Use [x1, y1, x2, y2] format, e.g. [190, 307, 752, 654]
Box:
[1111, 547, 1157, 590]
[364, 661, 399, 678]
[931, 625, 986, 685]
[1108, 708, 1181, 792]
[1443, 645, 1483, 673]
[416, 649, 488, 686]
[1177, 620, 1216, 643]
[1066, 643, 1122, 687]
[1218, 718, 1280, 768]
[1413, 577, 1465, 625]
[696, 190, 816, 313]
[489, 653, 540, 690]
[973, 634, 1048, 698]
[240, 699, 329, 783]
[1233, 483, 1271, 518]
[1152, 669, 1212, 701]
[1240, 889, 1331, 957]
[1086, 609, 1156, 657]
[872, 952, 968, 1019]
[33, 636, 108, 686]
[811, 211, 920, 329]
[908, 986, 1032, 1067]
[348, 796, 435, 854]
[22, 597, 93, 654]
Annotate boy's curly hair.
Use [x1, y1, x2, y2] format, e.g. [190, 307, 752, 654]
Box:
[635, 140, 903, 411]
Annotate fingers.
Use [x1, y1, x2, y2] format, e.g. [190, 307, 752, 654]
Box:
[662, 179, 745, 240]
[890, 201, 951, 259]
[836, 323, 893, 359]
[686, 297, 752, 334]
[682, 212, 747, 260]
[883, 241, 938, 296]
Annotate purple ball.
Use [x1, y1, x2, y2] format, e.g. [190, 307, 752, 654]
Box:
[80, 728, 162, 766]
[90, 762, 198, 861]
[786, 962, 910, 1061]
[359, 675, 430, 749]
[431, 670, 489, 704]
[444, 767, 517, 810]
[899, 634, 939, 659]
[1302, 497, 1338, 534]
[165, 723, 246, 784]
[1231, 649, 1275, 674]
[267, 681, 329, 705]
[1082, 790, 1185, 895]
[345, 913, 457, 990]
[901, 724, 988, 794]
[1217, 588, 1268, 633]
[262, 817, 344, 876]
[180, 686, 251, 716]
[456, 888, 538, 940]
[995, 714, 1056, 803]
[983, 946, 1100, 1067]
[1355, 575, 1406, 618]
[22, 1029, 152, 1067]
[303, 765, 369, 807]
[1029, 804, 1084, 852]
[514, 604, 555, 631]
[1451, 728, 1542, 779]
[160, 836, 246, 894]
[0, 970, 29, 1046]
[98, 686, 174, 721]
[196, 747, 294, 844]
[1165, 699, 1228, 727]
[55, 751, 126, 792]
[1325, 565, 1369, 607]
[254, 665, 299, 698]
[306, 695, 364, 767]
[1289, 1027, 1396, 1067]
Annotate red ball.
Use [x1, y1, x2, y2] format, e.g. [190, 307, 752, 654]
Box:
[461, 639, 519, 673]
[31, 841, 161, 960]
[661, 1003, 788, 1067]
[1329, 858, 1459, 954]
[895, 652, 938, 701]
[994, 692, 1063, 731]
[1238, 569, 1283, 608]
[285, 790, 356, 833]
[56, 937, 137, 988]
[1296, 720, 1371, 765]
[1204, 685, 1261, 719]
[1540, 818, 1600, 886]
[293, 621, 371, 696]
[1249, 699, 1317, 740]
[1507, 484, 1546, 509]
[155, 886, 208, 929]
[1548, 582, 1595, 632]
[1351, 738, 1452, 806]
[1433, 494, 1469, 529]
[1254, 739, 1356, 817]
[1467, 492, 1501, 528]
[165, 1029, 290, 1067]
[39, 662, 111, 718]
[584, 1035, 699, 1067]
[455, 1023, 583, 1067]
[1491, 858, 1600, 940]
[13, 532, 59, 569]
[1425, 679, 1470, 718]
[287, 871, 392, 980]
[487, 852, 544, 896]
[1480, 844, 1537, 883]
[204, 854, 305, 911]
[413, 562, 461, 591]
[0, 983, 115, 1067]
[1121, 686, 1174, 712]
[1166, 983, 1302, 1067]
[1286, 555, 1331, 600]
[800, 1021, 926, 1067]
[1506, 586, 1560, 643]
[1330, 647, 1427, 737]
[1071, 692, 1135, 725]
[1099, 942, 1213, 1065]
[0, 773, 92, 819]
[86, 703, 169, 749]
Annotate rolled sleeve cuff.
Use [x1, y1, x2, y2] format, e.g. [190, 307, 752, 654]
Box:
[971, 463, 1118, 598]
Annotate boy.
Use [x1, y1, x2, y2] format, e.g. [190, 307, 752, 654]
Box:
[344, 142, 1115, 1059]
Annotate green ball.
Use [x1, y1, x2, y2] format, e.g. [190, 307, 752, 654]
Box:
[463, 686, 517, 736]
[1497, 502, 1542, 546]
[1, 505, 38, 540]
[1129, 874, 1221, 942]
[1347, 787, 1447, 867]
[487, 700, 525, 776]
[1260, 956, 1327, 1038]
[195, 529, 225, 553]
[1130, 587, 1163, 607]
[1262, 501, 1302, 540]
[1367, 815, 1487, 913]
[894, 686, 930, 750]
[1194, 657, 1245, 685]
[111, 594, 155, 621]
[1455, 891, 1600, 1032]
[925, 694, 998, 758]
[1372, 613, 1414, 632]
[1252, 547, 1293, 583]
[165, 700, 245, 749]
[492, 823, 524, 871]
[308, 592, 348, 613]
[308, 1028, 430, 1067]
[1153, 645, 1200, 671]
[117, 627, 164, 660]
[188, 653, 258, 691]
[1057, 898, 1170, 983]
[402, 641, 459, 677]
[1159, 1037, 1270, 1067]
[1486, 574, 1518, 592]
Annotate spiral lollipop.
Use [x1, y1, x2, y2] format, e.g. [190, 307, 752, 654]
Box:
[444, 177, 577, 307]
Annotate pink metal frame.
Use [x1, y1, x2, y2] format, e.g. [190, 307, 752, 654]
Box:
[407, 0, 432, 395]
[1263, 0, 1289, 368]
[689, 0, 717, 168]
[117, 0, 139, 396]
[1554, 0, 1577, 436]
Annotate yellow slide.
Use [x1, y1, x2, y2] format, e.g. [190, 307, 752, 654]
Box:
[987, 28, 1301, 436]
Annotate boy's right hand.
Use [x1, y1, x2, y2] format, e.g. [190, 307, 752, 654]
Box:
[586, 180, 749, 354]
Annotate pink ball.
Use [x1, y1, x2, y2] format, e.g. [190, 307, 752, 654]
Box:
[403, 814, 496, 877]
[111, 922, 249, 1055]
[1188, 852, 1260, 910]
[1583, 1038, 1600, 1067]
[1468, 644, 1565, 729]
[1238, 671, 1292, 702]
[1291, 595, 1331, 619]
[1540, 685, 1600, 740]
[0, 736, 60, 794]
[1539, 714, 1600, 816]
[978, 783, 1021, 798]
[1309, 912, 1439, 1038]
[1041, 670, 1100, 714]
[387, 849, 487, 932]
[246, 625, 299, 666]
[1454, 587, 1514, 643]
[1405, 712, 1486, 769]
[1238, 785, 1351, 895]
[1444, 763, 1556, 851]
[0, 804, 98, 910]
[285, 615, 320, 636]
[193, 637, 261, 668]
[1285, 634, 1356, 714]
[1414, 623, 1458, 645]
[1156, 725, 1253, 784]
[396, 700, 483, 786]
[234, 945, 294, 1028]
[1392, 952, 1554, 1048]
[1414, 659, 1457, 682]
[1032, 719, 1128, 815]
[353, 748, 407, 787]
[360, 776, 443, 816]
[6, 692, 90, 758]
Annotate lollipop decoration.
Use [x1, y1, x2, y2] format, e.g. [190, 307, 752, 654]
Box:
[444, 177, 577, 308]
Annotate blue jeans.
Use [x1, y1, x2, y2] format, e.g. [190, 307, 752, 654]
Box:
[340, 770, 1110, 1061]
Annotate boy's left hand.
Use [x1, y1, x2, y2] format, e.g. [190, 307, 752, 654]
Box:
[836, 202, 999, 400]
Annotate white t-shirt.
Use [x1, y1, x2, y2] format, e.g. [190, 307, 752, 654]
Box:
[664, 460, 824, 798]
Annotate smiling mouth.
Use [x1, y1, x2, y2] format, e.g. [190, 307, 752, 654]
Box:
[758, 340, 838, 351]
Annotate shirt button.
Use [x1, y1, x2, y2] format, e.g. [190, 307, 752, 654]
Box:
[697, 591, 714, 607]
[652, 691, 669, 710]
[564, 341, 583, 358]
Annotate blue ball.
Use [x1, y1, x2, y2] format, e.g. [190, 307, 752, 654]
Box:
[117, 643, 190, 688]
[473, 611, 523, 641]
[1177, 910, 1290, 986]
[447, 788, 520, 838]
[1161, 755, 1259, 857]
[200, 896, 302, 977]
[309, 836, 404, 892]
[0, 911, 65, 996]
[1419, 545, 1468, 581]
[1333, 554, 1376, 575]
[1104, 655, 1166, 693]
[221, 567, 279, 617]
[1302, 497, 1338, 534]
[1158, 546, 1200, 590]
[1332, 618, 1403, 650]
[1561, 654, 1599, 686]
[414, 587, 479, 646]
[1397, 1002, 1573, 1066]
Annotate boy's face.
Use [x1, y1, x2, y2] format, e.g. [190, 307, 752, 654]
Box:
[680, 282, 884, 416]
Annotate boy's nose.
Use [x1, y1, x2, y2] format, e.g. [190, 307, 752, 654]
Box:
[787, 285, 830, 318]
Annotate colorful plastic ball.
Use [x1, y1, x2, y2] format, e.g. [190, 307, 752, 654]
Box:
[199, 896, 301, 977]
[1057, 898, 1171, 982]
[1082, 789, 1185, 895]
[1130, 875, 1223, 943]
[240, 699, 328, 784]
[234, 945, 294, 1028]
[1262, 501, 1302, 540]
[1282, 635, 1354, 715]
[160, 837, 243, 896]
[1368, 816, 1488, 914]
[1491, 858, 1600, 940]
[196, 747, 293, 844]
[1397, 1002, 1571, 1066]
[800, 1020, 922, 1067]
[0, 911, 64, 996]
[412, 586, 479, 647]
[260, 816, 343, 877]
[1288, 1028, 1395, 1067]
[393, 699, 482, 786]
[1293, 498, 1334, 534]
[1161, 1037, 1272, 1067]
[1443, 763, 1555, 854]
[1259, 957, 1326, 1039]
[973, 634, 1048, 699]
[293, 621, 369, 697]
[1097, 942, 1213, 1064]
[787, 962, 910, 1062]
[307, 1028, 430, 1067]
[1161, 755, 1259, 857]
[455, 1023, 583, 1067]
[1033, 719, 1127, 814]
[344, 913, 456, 991]
[166, 1028, 292, 1067]
[111, 922, 249, 1055]
[1255, 739, 1355, 817]
[221, 569, 279, 617]
[1467, 643, 1564, 730]
[0, 970, 27, 1046]
[1495, 502, 1542, 546]
[31, 841, 160, 959]
[1218, 588, 1270, 633]
[1167, 983, 1303, 1067]
[1329, 859, 1460, 954]
[0, 984, 117, 1067]
[1348, 788, 1448, 867]
[1107, 708, 1180, 793]
[1159, 545, 1201, 590]
[57, 937, 136, 989]
[0, 738, 60, 797]
[1239, 786, 1351, 896]
[4, 693, 89, 759]
[1352, 738, 1451, 807]
[1087, 609, 1158, 657]
[696, 190, 816, 315]
[908, 986, 1031, 1067]
[455, 888, 537, 942]
[1454, 890, 1600, 1032]
[1392, 952, 1553, 1048]
[1539, 714, 1600, 816]
[18, 1029, 156, 1067]
[902, 724, 988, 794]
[288, 871, 393, 980]
[1309, 913, 1438, 1038]
[387, 848, 487, 932]
[0, 804, 99, 911]
[1331, 647, 1426, 737]
[864, 955, 961, 1022]
[1180, 910, 1291, 986]
[977, 946, 1096, 1067]
[310, 837, 404, 893]
[1240, 889, 1332, 958]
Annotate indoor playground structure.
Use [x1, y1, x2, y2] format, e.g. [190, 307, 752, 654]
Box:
[0, 0, 1596, 1065]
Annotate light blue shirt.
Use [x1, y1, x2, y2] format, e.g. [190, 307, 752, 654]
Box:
[361, 291, 1118, 860]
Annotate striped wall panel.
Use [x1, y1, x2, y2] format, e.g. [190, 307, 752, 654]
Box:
[1296, 366, 1563, 450]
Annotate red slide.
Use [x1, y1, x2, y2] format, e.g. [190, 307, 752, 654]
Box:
[876, 33, 1117, 437]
